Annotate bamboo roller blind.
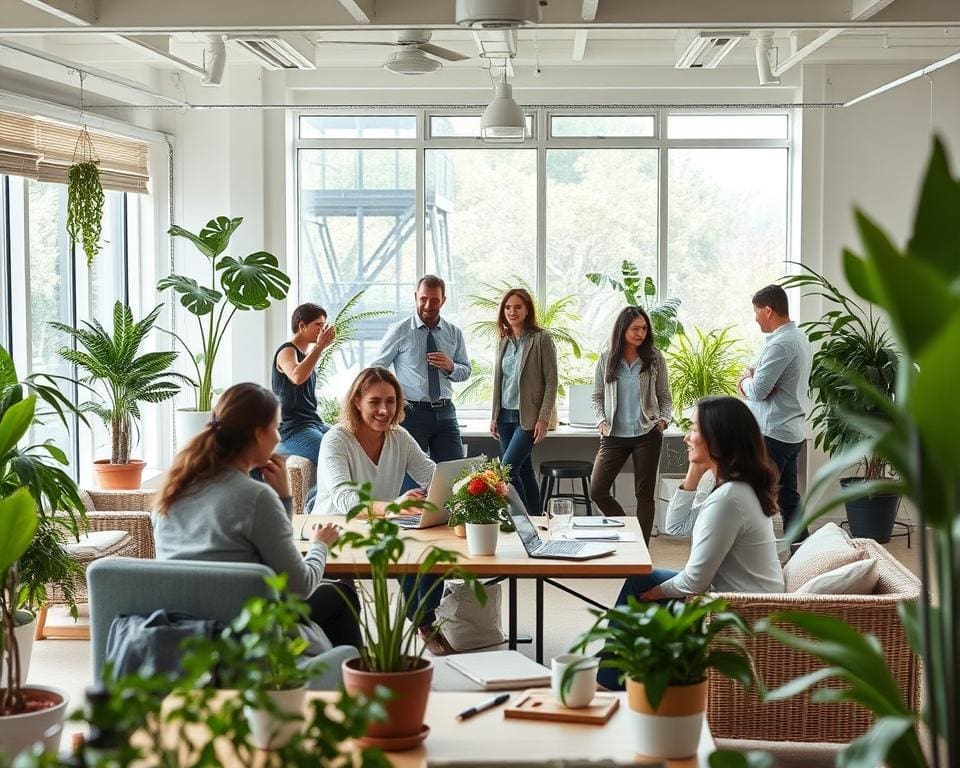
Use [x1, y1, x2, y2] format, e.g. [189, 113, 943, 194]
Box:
[0, 110, 150, 193]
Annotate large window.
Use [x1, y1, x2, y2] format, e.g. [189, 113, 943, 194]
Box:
[294, 110, 792, 409]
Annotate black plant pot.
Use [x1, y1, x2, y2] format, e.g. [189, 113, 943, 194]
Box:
[840, 477, 900, 543]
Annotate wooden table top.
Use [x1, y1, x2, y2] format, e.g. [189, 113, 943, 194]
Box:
[294, 514, 652, 577]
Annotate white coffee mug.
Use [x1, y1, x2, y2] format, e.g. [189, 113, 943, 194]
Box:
[551, 653, 599, 708]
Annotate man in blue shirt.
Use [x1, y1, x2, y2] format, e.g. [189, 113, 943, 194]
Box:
[371, 274, 472, 463]
[738, 284, 812, 539]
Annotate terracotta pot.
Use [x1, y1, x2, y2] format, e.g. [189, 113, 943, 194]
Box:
[465, 522, 499, 555]
[93, 459, 146, 490]
[243, 687, 306, 749]
[0, 685, 69, 760]
[626, 678, 707, 759]
[342, 657, 432, 744]
[453, 524, 466, 538]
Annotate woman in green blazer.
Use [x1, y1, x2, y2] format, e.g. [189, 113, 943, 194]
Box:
[490, 288, 559, 514]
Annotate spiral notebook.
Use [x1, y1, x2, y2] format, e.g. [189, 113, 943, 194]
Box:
[444, 651, 551, 690]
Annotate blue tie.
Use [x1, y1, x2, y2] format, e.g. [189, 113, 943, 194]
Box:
[426, 327, 441, 402]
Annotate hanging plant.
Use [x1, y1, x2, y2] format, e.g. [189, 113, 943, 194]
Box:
[66, 126, 104, 266]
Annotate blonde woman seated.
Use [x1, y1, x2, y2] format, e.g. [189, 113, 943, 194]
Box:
[153, 382, 361, 651]
[597, 396, 784, 690]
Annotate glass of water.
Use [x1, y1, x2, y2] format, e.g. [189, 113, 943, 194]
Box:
[547, 498, 575, 537]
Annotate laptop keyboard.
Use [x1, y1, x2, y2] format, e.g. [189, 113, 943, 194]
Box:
[392, 515, 421, 528]
[534, 540, 584, 555]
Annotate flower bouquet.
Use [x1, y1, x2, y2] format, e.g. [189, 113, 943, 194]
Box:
[447, 458, 512, 554]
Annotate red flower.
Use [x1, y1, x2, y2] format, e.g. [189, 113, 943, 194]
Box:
[467, 477, 488, 496]
[495, 482, 508, 497]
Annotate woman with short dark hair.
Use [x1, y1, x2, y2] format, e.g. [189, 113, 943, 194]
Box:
[154, 382, 361, 651]
[272, 302, 336, 510]
[489, 288, 558, 514]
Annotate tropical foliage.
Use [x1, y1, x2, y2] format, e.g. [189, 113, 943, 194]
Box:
[585, 261, 683, 351]
[315, 288, 391, 391]
[52, 302, 186, 464]
[568, 596, 752, 710]
[159, 216, 290, 411]
[757, 137, 960, 768]
[781, 264, 899, 481]
[666, 326, 747, 428]
[333, 483, 485, 673]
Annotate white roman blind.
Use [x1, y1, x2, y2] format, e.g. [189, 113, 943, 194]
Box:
[0, 110, 150, 193]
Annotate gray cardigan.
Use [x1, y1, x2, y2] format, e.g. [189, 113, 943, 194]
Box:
[591, 349, 672, 430]
[490, 330, 559, 430]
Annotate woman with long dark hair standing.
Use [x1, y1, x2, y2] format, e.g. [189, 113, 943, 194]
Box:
[153, 382, 362, 651]
[590, 306, 672, 543]
[596, 396, 784, 689]
[489, 288, 558, 514]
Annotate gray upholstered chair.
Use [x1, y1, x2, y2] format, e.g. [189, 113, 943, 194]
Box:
[87, 557, 356, 689]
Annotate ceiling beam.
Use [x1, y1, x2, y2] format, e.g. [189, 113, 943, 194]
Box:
[572, 29, 588, 60]
[19, 0, 96, 26]
[335, 0, 372, 24]
[582, 0, 599, 22]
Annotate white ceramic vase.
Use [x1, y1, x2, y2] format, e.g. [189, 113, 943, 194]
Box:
[465, 523, 499, 556]
[0, 685, 69, 760]
[626, 679, 707, 759]
[1, 611, 35, 687]
[174, 409, 213, 450]
[243, 687, 307, 750]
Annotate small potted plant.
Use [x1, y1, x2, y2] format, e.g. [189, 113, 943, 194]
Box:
[568, 596, 752, 759]
[334, 482, 485, 749]
[159, 215, 290, 443]
[447, 458, 511, 555]
[53, 302, 186, 489]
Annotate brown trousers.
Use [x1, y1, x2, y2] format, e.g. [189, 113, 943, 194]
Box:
[589, 430, 663, 544]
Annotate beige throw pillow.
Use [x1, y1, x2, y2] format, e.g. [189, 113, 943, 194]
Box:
[795, 557, 880, 595]
[783, 522, 864, 592]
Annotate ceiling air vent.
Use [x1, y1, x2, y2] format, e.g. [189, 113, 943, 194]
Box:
[227, 34, 316, 70]
[455, 0, 541, 29]
[675, 32, 748, 69]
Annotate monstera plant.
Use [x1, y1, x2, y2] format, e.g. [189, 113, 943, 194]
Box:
[159, 216, 290, 412]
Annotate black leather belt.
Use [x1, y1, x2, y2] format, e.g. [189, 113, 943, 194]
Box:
[410, 399, 453, 409]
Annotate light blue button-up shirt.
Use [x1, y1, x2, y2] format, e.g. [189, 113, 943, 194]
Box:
[741, 321, 812, 444]
[500, 335, 526, 411]
[610, 358, 647, 437]
[370, 315, 471, 402]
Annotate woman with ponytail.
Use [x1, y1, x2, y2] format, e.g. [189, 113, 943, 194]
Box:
[154, 382, 361, 651]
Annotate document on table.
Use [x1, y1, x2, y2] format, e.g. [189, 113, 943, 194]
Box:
[556, 531, 639, 542]
[445, 651, 551, 690]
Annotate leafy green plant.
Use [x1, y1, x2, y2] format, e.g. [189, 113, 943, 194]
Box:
[457, 278, 591, 404]
[585, 260, 683, 351]
[666, 326, 747, 428]
[568, 596, 752, 710]
[781, 264, 899, 481]
[316, 395, 342, 426]
[446, 458, 511, 526]
[66, 128, 104, 266]
[333, 483, 485, 673]
[315, 288, 391, 391]
[756, 137, 960, 768]
[159, 216, 291, 411]
[51, 302, 186, 465]
[0, 346, 85, 621]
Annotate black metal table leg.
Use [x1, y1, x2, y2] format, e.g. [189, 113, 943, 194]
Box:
[508, 576, 518, 650]
[536, 577, 544, 663]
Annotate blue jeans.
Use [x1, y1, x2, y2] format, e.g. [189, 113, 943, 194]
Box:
[280, 423, 329, 512]
[398, 402, 464, 628]
[497, 409, 539, 515]
[764, 436, 806, 541]
[596, 568, 679, 691]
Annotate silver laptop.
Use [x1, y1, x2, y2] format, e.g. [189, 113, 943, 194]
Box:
[392, 456, 476, 529]
[509, 500, 616, 561]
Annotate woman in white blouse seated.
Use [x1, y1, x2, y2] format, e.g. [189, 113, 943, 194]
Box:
[597, 395, 784, 690]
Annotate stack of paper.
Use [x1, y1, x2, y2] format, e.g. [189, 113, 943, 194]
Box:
[445, 651, 551, 690]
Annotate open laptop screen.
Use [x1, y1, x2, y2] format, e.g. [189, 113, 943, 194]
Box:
[508, 502, 543, 553]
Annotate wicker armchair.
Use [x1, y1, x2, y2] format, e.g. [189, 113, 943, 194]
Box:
[80, 488, 157, 559]
[286, 456, 316, 517]
[707, 538, 921, 744]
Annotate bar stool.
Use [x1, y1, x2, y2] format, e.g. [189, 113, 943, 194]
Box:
[539, 460, 595, 516]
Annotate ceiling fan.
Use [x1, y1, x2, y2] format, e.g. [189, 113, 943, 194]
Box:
[316, 30, 470, 75]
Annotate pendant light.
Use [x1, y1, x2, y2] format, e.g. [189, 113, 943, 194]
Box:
[480, 73, 526, 142]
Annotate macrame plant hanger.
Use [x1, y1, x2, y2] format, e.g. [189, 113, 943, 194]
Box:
[66, 70, 105, 265]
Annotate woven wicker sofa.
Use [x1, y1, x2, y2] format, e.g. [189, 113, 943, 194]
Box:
[79, 488, 157, 559]
[707, 538, 921, 744]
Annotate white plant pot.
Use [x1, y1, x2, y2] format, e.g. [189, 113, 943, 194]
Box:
[243, 687, 307, 750]
[465, 523, 500, 556]
[1, 611, 35, 687]
[0, 685, 69, 759]
[174, 409, 212, 450]
[627, 679, 706, 759]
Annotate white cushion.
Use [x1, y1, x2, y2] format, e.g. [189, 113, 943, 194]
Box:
[66, 529, 126, 558]
[782, 522, 863, 591]
[794, 557, 880, 595]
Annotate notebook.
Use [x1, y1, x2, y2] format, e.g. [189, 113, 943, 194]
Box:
[444, 651, 551, 690]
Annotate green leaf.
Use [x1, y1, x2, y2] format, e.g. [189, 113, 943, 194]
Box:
[0, 487, 38, 573]
[218, 251, 291, 310]
[0, 395, 36, 456]
[709, 751, 773, 768]
[842, 249, 881, 306]
[169, 216, 242, 260]
[907, 136, 960, 281]
[157, 275, 223, 316]
[838, 716, 917, 768]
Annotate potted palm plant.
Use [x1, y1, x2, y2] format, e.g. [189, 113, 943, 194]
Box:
[568, 596, 752, 759]
[159, 215, 290, 443]
[52, 302, 185, 489]
[446, 458, 511, 555]
[666, 326, 747, 430]
[781, 264, 901, 542]
[0, 346, 85, 689]
[334, 482, 485, 750]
